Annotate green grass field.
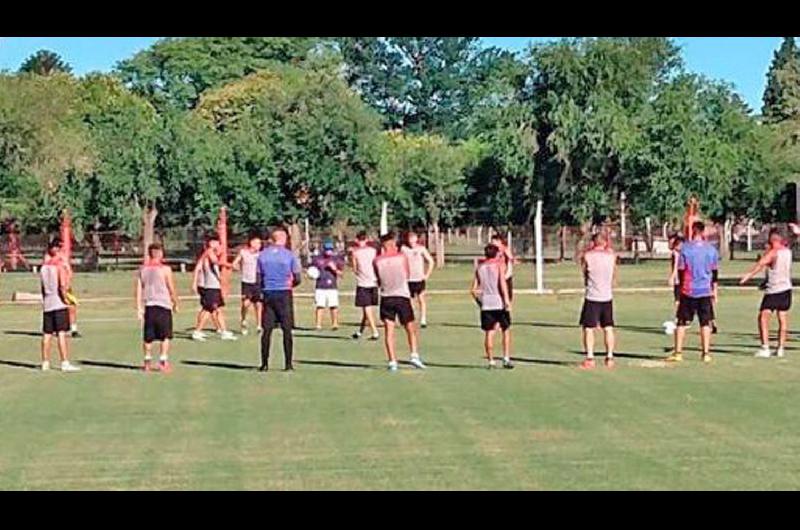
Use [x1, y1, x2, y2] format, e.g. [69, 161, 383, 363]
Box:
[2, 261, 800, 490]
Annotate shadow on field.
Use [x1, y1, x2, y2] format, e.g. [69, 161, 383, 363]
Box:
[3, 330, 41, 338]
[181, 360, 257, 371]
[78, 360, 141, 371]
[414, 360, 487, 370]
[295, 333, 352, 341]
[510, 357, 575, 367]
[0, 359, 40, 370]
[298, 359, 381, 370]
[439, 323, 478, 329]
[567, 350, 666, 360]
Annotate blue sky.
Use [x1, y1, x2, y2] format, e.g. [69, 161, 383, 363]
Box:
[0, 37, 788, 112]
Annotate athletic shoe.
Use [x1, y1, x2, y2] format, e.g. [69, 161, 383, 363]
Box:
[143, 359, 153, 372]
[256, 327, 263, 334]
[776, 348, 786, 358]
[41, 361, 50, 372]
[665, 352, 683, 363]
[369, 333, 380, 341]
[578, 359, 596, 370]
[71, 330, 82, 339]
[409, 355, 426, 369]
[387, 361, 398, 372]
[159, 361, 172, 374]
[258, 365, 268, 372]
[331, 326, 339, 331]
[220, 331, 237, 341]
[712, 324, 718, 335]
[502, 359, 514, 370]
[702, 353, 713, 363]
[754, 347, 772, 359]
[60, 361, 81, 372]
[283, 365, 294, 372]
[420, 320, 428, 329]
[352, 331, 362, 340]
[487, 359, 497, 369]
[191, 331, 207, 342]
[241, 328, 249, 336]
[605, 357, 616, 369]
[315, 325, 322, 331]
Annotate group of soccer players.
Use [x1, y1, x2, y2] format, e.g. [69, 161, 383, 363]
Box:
[35, 216, 796, 374]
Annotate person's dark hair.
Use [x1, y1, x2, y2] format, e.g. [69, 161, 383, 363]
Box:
[769, 227, 782, 238]
[248, 231, 261, 242]
[491, 233, 507, 246]
[380, 231, 396, 244]
[48, 237, 63, 251]
[207, 232, 220, 243]
[692, 221, 705, 237]
[356, 230, 368, 241]
[591, 231, 607, 246]
[148, 243, 163, 258]
[484, 244, 499, 259]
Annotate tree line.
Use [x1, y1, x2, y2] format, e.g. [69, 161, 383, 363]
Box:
[1, 37, 799, 242]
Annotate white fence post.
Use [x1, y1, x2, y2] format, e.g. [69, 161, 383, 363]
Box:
[379, 202, 388, 236]
[535, 199, 544, 294]
[747, 219, 754, 252]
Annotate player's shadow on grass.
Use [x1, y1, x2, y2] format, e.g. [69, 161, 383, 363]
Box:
[181, 360, 257, 371]
[78, 360, 141, 371]
[295, 333, 352, 341]
[510, 356, 575, 367]
[298, 359, 382, 370]
[567, 350, 665, 360]
[3, 330, 42, 338]
[0, 359, 40, 370]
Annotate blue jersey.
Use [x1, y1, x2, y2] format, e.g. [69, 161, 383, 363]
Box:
[257, 246, 301, 292]
[678, 241, 719, 298]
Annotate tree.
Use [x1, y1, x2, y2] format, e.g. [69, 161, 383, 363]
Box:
[116, 37, 320, 111]
[762, 37, 800, 122]
[18, 50, 72, 76]
[338, 38, 512, 138]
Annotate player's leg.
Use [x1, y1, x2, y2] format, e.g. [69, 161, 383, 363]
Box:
[484, 327, 496, 367]
[41, 332, 52, 370]
[331, 307, 339, 330]
[668, 297, 691, 362]
[214, 294, 236, 340]
[402, 299, 424, 368]
[315, 307, 323, 330]
[240, 296, 251, 334]
[260, 296, 277, 370]
[383, 319, 397, 369]
[56, 330, 79, 372]
[255, 301, 263, 333]
[777, 310, 788, 357]
[330, 290, 339, 330]
[366, 306, 379, 339]
[502, 327, 513, 369]
[418, 291, 428, 328]
[157, 308, 173, 372]
[578, 300, 596, 369]
[581, 327, 596, 369]
[699, 297, 714, 362]
[277, 292, 295, 370]
[314, 289, 324, 330]
[603, 327, 615, 368]
[756, 308, 772, 357]
[68, 304, 80, 338]
[193, 308, 210, 340]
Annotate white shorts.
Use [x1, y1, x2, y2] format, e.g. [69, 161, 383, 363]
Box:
[315, 289, 339, 308]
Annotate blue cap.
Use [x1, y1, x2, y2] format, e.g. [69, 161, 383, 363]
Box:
[323, 239, 334, 251]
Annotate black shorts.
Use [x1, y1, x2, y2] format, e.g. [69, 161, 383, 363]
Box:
[355, 286, 379, 307]
[760, 290, 792, 312]
[197, 287, 206, 305]
[42, 308, 70, 335]
[673, 284, 681, 302]
[408, 280, 426, 297]
[200, 288, 224, 312]
[579, 300, 614, 328]
[143, 306, 173, 343]
[676, 296, 714, 327]
[481, 310, 511, 331]
[262, 291, 294, 330]
[380, 296, 415, 325]
[241, 282, 262, 304]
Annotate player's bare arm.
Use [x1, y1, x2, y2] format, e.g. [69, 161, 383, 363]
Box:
[135, 274, 144, 321]
[423, 248, 434, 279]
[231, 250, 243, 271]
[166, 267, 179, 313]
[740, 249, 775, 284]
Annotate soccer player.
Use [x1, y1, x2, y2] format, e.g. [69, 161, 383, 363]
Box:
[192, 233, 236, 341]
[578, 231, 617, 369]
[491, 233, 516, 301]
[667, 220, 719, 363]
[311, 239, 345, 330]
[191, 241, 221, 336]
[739, 228, 792, 358]
[471, 244, 514, 369]
[257, 226, 302, 371]
[401, 231, 434, 328]
[232, 232, 263, 336]
[40, 238, 80, 372]
[351, 231, 380, 340]
[136, 243, 178, 372]
[374, 231, 425, 371]
[58, 249, 81, 338]
[667, 233, 685, 319]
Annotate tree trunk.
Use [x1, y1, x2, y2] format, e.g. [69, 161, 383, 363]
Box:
[432, 222, 444, 269]
[289, 223, 302, 253]
[142, 205, 158, 262]
[559, 225, 566, 263]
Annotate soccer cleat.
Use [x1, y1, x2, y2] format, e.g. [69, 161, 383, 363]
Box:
[754, 347, 772, 359]
[409, 355, 426, 369]
[352, 331, 362, 340]
[41, 361, 51, 372]
[605, 357, 616, 369]
[220, 331, 237, 341]
[776, 348, 786, 358]
[665, 352, 683, 363]
[159, 360, 172, 373]
[578, 359, 596, 370]
[60, 361, 81, 372]
[502, 359, 514, 370]
[387, 361, 398, 372]
[191, 330, 207, 342]
[702, 353, 713, 363]
[143, 359, 153, 372]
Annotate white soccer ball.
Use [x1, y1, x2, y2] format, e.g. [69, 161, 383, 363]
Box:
[306, 266, 320, 280]
[662, 320, 676, 336]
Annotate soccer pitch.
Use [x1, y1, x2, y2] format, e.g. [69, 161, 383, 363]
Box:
[2, 261, 800, 490]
